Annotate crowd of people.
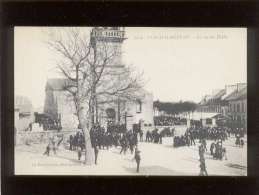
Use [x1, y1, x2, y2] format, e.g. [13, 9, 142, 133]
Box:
[42, 120, 246, 174]
[41, 118, 62, 131]
[34, 113, 62, 131]
[145, 128, 175, 144]
[210, 140, 227, 160]
[69, 131, 85, 151]
[67, 124, 141, 166]
[173, 126, 246, 148]
[198, 135, 229, 176]
[43, 134, 64, 156]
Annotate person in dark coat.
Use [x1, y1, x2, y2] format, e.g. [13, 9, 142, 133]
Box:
[210, 142, 215, 156]
[201, 139, 207, 151]
[94, 146, 99, 165]
[29, 123, 32, 131]
[43, 136, 56, 156]
[139, 130, 143, 142]
[159, 133, 162, 144]
[190, 130, 196, 146]
[43, 144, 50, 156]
[135, 148, 141, 173]
[199, 157, 208, 176]
[240, 139, 244, 147]
[129, 138, 134, 154]
[146, 131, 150, 142]
[69, 135, 73, 150]
[78, 147, 82, 160]
[120, 135, 128, 154]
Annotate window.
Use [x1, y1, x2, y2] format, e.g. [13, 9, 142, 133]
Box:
[206, 118, 212, 125]
[237, 103, 240, 112]
[241, 102, 244, 112]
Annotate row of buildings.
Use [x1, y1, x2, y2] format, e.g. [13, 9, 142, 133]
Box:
[196, 83, 247, 128]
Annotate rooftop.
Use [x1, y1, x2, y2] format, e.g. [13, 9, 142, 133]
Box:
[45, 78, 75, 91]
[224, 87, 247, 101]
[189, 112, 224, 120]
[211, 89, 226, 100]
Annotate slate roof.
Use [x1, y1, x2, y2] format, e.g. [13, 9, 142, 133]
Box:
[224, 87, 247, 101]
[45, 78, 75, 91]
[211, 89, 226, 99]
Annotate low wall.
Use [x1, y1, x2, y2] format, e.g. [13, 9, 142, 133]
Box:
[15, 116, 34, 131]
[15, 129, 79, 146]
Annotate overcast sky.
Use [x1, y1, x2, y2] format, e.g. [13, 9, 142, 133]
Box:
[15, 27, 247, 108]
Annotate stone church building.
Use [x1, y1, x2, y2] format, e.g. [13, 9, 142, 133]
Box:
[44, 27, 154, 130]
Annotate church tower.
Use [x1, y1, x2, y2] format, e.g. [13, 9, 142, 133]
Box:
[90, 27, 126, 67]
[90, 27, 127, 126]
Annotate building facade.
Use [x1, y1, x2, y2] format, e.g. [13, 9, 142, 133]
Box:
[44, 27, 154, 130]
[197, 83, 247, 128]
[225, 87, 247, 128]
[197, 83, 246, 115]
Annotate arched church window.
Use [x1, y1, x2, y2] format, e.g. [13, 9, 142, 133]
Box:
[136, 99, 142, 113]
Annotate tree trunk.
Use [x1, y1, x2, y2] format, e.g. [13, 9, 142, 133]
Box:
[95, 97, 98, 124]
[83, 125, 95, 165]
[78, 104, 94, 165]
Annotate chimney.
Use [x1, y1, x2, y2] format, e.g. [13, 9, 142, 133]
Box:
[225, 84, 237, 96]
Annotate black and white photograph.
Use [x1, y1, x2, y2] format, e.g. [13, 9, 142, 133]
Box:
[14, 27, 247, 176]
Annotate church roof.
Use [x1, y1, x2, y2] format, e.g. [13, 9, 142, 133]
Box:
[45, 78, 75, 91]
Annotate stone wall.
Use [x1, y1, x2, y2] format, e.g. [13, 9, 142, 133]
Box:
[15, 129, 78, 146]
[15, 115, 34, 131]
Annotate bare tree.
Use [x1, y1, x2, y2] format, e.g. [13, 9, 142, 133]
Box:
[46, 27, 144, 165]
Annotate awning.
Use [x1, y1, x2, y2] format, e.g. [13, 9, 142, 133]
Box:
[188, 112, 224, 121]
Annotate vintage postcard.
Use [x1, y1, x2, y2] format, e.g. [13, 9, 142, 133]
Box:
[14, 27, 247, 175]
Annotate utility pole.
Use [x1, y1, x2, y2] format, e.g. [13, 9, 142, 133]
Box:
[118, 98, 121, 124]
[125, 111, 127, 129]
